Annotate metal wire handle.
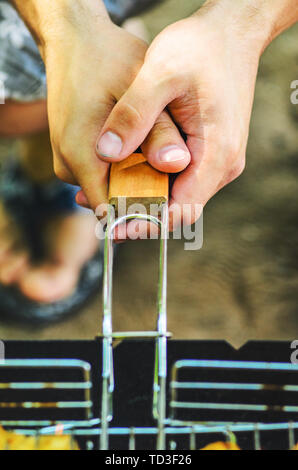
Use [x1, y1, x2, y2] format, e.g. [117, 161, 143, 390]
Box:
[100, 203, 169, 450]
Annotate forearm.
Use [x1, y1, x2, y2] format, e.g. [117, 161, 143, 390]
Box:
[199, 0, 298, 52]
[11, 0, 110, 49]
[264, 0, 298, 40]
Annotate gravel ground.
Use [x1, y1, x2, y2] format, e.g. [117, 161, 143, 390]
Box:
[0, 0, 297, 347]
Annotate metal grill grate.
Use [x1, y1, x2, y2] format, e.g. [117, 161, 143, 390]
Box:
[0, 205, 298, 450]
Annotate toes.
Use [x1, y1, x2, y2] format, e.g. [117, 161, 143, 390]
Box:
[46, 213, 99, 267]
[0, 203, 29, 284]
[0, 236, 15, 262]
[0, 252, 29, 285]
[18, 213, 99, 303]
[18, 264, 79, 303]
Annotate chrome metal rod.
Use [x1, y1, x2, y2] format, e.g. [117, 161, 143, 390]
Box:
[101, 204, 169, 450]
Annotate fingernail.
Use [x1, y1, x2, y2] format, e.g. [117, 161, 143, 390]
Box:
[97, 131, 123, 158]
[158, 145, 188, 163]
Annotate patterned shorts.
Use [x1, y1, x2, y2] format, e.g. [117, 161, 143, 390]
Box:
[0, 1, 46, 102]
[0, 0, 159, 102]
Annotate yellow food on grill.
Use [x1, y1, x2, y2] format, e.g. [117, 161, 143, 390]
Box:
[0, 427, 79, 450]
[201, 441, 241, 450]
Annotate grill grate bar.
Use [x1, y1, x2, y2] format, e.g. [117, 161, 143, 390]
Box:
[170, 401, 298, 413]
[171, 382, 298, 392]
[0, 401, 92, 409]
[172, 359, 298, 372]
[6, 422, 298, 436]
[0, 382, 92, 390]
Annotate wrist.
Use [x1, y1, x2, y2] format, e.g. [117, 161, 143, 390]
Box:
[198, 0, 297, 56]
[12, 0, 111, 53]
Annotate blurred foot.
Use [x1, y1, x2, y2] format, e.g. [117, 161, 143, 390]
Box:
[18, 212, 99, 303]
[0, 202, 99, 303]
[0, 201, 29, 285]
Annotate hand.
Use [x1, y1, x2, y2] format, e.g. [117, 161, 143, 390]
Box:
[46, 21, 192, 211]
[13, 0, 190, 211]
[96, 0, 295, 230]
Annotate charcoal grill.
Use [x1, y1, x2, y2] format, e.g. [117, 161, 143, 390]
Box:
[0, 204, 298, 450]
[1, 338, 298, 450]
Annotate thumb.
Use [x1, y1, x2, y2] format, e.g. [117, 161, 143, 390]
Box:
[95, 67, 174, 162]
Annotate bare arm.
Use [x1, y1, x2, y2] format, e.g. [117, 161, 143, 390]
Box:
[263, 0, 298, 40]
[199, 0, 298, 48]
[11, 0, 109, 50]
[9, 0, 189, 211]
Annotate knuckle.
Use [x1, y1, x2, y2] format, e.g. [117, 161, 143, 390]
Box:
[115, 100, 143, 130]
[156, 67, 181, 92]
[151, 116, 176, 136]
[128, 61, 145, 83]
[58, 138, 76, 163]
[233, 159, 246, 178]
[53, 161, 67, 182]
[53, 153, 73, 183]
[206, 124, 242, 163]
[222, 137, 242, 161]
[142, 54, 180, 91]
[157, 61, 177, 81]
[227, 158, 246, 183]
[51, 122, 79, 163]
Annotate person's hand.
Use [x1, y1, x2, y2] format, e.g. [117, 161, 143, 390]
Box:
[40, 8, 190, 211]
[12, 0, 190, 211]
[96, 0, 284, 230]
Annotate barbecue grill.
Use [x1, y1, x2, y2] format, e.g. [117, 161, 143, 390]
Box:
[1, 205, 298, 450]
[1, 154, 298, 451]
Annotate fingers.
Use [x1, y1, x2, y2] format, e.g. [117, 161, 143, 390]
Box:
[72, 156, 109, 212]
[141, 110, 190, 173]
[95, 67, 179, 163]
[168, 161, 213, 232]
[167, 135, 219, 230]
[54, 150, 107, 211]
[75, 190, 90, 208]
[54, 151, 108, 212]
[0, 251, 28, 285]
[53, 134, 109, 211]
[53, 154, 78, 185]
[52, 98, 116, 212]
[168, 135, 245, 231]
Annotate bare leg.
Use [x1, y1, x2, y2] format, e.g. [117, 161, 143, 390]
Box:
[0, 101, 99, 303]
[18, 130, 54, 183]
[0, 100, 48, 138]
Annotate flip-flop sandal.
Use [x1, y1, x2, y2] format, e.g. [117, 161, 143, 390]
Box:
[104, 0, 161, 24]
[0, 158, 103, 324]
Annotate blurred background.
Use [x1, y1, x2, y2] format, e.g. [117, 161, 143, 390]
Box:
[0, 0, 297, 347]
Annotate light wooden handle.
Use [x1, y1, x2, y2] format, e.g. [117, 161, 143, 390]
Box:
[108, 153, 169, 214]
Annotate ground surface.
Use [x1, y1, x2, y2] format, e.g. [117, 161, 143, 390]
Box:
[0, 0, 297, 348]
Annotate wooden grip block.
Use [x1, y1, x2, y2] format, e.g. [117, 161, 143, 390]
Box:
[109, 153, 169, 214]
